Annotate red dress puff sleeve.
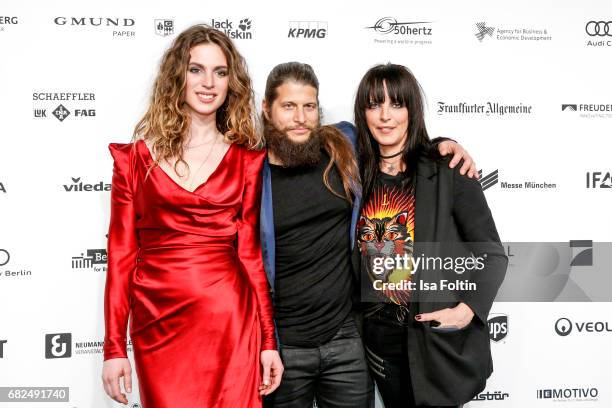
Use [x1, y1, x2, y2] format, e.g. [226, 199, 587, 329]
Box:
[103, 143, 138, 360]
[237, 148, 277, 351]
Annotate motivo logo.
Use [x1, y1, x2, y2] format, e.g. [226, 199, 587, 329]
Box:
[537, 387, 598, 401]
[45, 333, 72, 359]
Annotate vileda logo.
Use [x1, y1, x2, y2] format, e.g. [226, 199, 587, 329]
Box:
[63, 177, 111, 192]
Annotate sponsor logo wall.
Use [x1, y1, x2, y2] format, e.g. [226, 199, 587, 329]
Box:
[1, 1, 610, 407]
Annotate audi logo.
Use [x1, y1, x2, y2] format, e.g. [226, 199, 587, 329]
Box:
[585, 21, 612, 36]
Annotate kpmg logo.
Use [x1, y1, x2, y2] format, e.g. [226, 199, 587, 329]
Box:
[472, 390, 509, 401]
[537, 387, 598, 402]
[478, 169, 557, 191]
[288, 21, 327, 39]
[474, 22, 495, 41]
[53, 16, 135, 38]
[63, 177, 111, 192]
[487, 313, 508, 342]
[72, 248, 107, 271]
[0, 339, 6, 358]
[570, 240, 593, 266]
[211, 18, 253, 39]
[586, 171, 612, 188]
[555, 317, 612, 336]
[154, 19, 174, 36]
[45, 333, 72, 359]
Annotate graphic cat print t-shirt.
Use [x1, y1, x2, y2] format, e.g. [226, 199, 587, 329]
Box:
[358, 172, 415, 306]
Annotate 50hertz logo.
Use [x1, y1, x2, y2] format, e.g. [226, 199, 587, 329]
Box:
[585, 21, 612, 36]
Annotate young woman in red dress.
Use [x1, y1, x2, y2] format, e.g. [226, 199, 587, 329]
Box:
[101, 25, 283, 407]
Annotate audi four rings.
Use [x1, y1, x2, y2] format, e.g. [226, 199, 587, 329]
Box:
[585, 21, 612, 36]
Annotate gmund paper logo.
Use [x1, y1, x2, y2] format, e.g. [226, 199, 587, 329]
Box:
[63, 177, 111, 192]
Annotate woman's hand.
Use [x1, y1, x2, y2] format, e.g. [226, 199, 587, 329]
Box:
[416, 302, 475, 330]
[437, 140, 478, 179]
[259, 350, 283, 396]
[102, 357, 132, 405]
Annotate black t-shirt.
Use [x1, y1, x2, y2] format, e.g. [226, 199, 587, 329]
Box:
[357, 172, 416, 310]
[270, 151, 353, 347]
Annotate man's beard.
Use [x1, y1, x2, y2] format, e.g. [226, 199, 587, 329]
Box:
[264, 118, 323, 168]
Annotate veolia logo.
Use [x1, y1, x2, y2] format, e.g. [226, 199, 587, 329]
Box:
[555, 317, 572, 336]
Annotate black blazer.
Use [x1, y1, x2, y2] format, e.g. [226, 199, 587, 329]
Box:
[404, 152, 508, 406]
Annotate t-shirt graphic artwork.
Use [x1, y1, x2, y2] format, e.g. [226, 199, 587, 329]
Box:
[357, 182, 415, 305]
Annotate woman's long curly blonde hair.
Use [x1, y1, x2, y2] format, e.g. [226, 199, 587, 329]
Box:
[133, 24, 260, 172]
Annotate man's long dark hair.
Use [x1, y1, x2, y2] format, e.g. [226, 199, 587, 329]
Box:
[354, 63, 432, 203]
[264, 62, 360, 202]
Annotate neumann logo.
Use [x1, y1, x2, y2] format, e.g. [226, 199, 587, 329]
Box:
[562, 104, 577, 111]
[0, 339, 6, 358]
[475, 22, 495, 41]
[555, 317, 612, 336]
[211, 18, 252, 39]
[586, 171, 612, 188]
[154, 19, 173, 36]
[537, 387, 598, 401]
[288, 21, 327, 39]
[488, 313, 508, 342]
[63, 177, 111, 192]
[72, 249, 107, 271]
[45, 333, 72, 359]
[570, 240, 593, 266]
[366, 17, 432, 35]
[478, 169, 499, 190]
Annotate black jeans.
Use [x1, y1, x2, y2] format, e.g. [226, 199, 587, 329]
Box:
[363, 309, 462, 408]
[264, 314, 373, 408]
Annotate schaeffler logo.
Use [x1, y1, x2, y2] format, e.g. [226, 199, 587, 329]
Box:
[0, 16, 19, 33]
[586, 171, 612, 188]
[154, 19, 173, 37]
[555, 317, 612, 336]
[211, 18, 253, 39]
[570, 240, 593, 266]
[0, 339, 6, 358]
[45, 333, 72, 359]
[53, 104, 70, 121]
[475, 22, 494, 41]
[472, 391, 510, 401]
[488, 313, 508, 342]
[537, 387, 598, 402]
[53, 16, 136, 38]
[33, 91, 96, 121]
[288, 21, 327, 39]
[63, 177, 111, 192]
[72, 248, 107, 271]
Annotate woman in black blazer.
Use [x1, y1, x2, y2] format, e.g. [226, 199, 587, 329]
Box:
[354, 63, 508, 408]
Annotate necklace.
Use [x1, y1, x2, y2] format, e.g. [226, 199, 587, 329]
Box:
[185, 133, 221, 191]
[381, 157, 402, 173]
[380, 150, 403, 159]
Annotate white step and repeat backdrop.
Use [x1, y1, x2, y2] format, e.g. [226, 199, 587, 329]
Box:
[1, 0, 611, 407]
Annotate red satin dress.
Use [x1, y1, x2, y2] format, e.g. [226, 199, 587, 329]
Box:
[103, 140, 276, 408]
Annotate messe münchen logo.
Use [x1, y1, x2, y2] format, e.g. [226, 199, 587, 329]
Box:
[555, 317, 572, 336]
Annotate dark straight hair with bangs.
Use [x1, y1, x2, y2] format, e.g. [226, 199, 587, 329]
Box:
[354, 63, 432, 203]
